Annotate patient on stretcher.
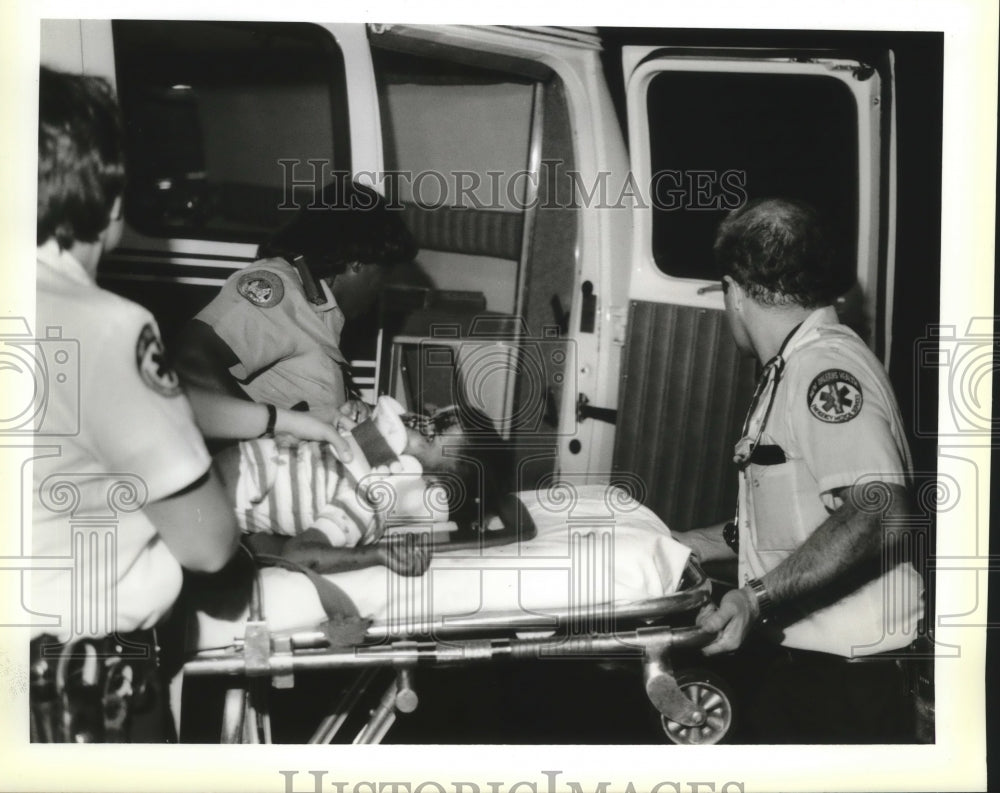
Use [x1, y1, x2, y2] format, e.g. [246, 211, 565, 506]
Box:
[212, 397, 510, 576]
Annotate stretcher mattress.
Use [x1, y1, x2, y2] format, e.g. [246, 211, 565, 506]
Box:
[194, 485, 691, 649]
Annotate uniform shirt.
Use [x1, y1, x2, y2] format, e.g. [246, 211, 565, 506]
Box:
[195, 258, 349, 416]
[738, 306, 923, 656]
[32, 242, 211, 641]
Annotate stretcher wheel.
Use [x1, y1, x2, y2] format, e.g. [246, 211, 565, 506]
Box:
[660, 670, 734, 745]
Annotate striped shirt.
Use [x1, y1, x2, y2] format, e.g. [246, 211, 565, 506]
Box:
[232, 439, 386, 547]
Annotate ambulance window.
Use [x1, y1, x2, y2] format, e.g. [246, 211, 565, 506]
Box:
[112, 21, 349, 243]
[370, 46, 537, 315]
[646, 71, 858, 287]
[368, 43, 577, 447]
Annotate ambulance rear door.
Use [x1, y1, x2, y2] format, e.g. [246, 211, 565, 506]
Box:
[614, 47, 894, 531]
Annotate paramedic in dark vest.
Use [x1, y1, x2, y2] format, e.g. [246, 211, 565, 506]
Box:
[174, 181, 417, 431]
[683, 198, 923, 743]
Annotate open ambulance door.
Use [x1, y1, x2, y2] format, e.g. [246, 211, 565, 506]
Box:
[612, 46, 895, 532]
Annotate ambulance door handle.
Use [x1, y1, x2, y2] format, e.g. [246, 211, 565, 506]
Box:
[579, 281, 597, 333]
[577, 393, 617, 425]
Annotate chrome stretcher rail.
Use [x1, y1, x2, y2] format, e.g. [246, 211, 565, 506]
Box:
[185, 558, 713, 676]
[184, 623, 715, 677]
[187, 623, 719, 743]
[184, 559, 720, 743]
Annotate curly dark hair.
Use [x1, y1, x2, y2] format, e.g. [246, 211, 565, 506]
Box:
[713, 198, 845, 308]
[419, 404, 516, 527]
[37, 67, 125, 249]
[257, 180, 417, 279]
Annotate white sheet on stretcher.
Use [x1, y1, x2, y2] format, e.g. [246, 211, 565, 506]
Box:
[195, 485, 691, 649]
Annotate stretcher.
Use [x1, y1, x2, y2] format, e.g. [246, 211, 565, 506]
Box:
[182, 485, 736, 745]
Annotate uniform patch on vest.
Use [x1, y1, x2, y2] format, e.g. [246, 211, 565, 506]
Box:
[236, 270, 284, 307]
[136, 323, 181, 397]
[807, 369, 863, 423]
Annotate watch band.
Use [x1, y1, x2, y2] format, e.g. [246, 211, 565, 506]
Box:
[258, 403, 278, 439]
[744, 577, 773, 620]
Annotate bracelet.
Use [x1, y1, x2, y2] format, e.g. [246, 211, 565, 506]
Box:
[744, 577, 773, 622]
[258, 403, 278, 439]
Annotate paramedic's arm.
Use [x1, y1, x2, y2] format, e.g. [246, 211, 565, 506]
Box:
[698, 481, 909, 655]
[679, 521, 736, 566]
[145, 469, 241, 573]
[184, 387, 352, 459]
[174, 319, 247, 399]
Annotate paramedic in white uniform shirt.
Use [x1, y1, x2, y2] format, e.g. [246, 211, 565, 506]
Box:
[33, 67, 239, 642]
[31, 68, 238, 744]
[31, 68, 348, 742]
[174, 180, 417, 430]
[684, 198, 923, 743]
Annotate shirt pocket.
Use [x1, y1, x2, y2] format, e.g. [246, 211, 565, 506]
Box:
[747, 461, 827, 552]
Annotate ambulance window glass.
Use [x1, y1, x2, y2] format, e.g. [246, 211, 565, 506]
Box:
[369, 46, 538, 316]
[112, 21, 349, 243]
[646, 71, 858, 286]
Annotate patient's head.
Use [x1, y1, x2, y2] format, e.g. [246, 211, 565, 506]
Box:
[400, 406, 464, 473]
[401, 405, 515, 524]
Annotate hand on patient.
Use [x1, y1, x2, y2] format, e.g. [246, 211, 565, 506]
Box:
[233, 397, 441, 576]
[272, 408, 352, 460]
[339, 398, 373, 426]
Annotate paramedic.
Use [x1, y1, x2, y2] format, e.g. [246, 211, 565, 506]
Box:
[174, 180, 418, 431]
[684, 198, 923, 742]
[31, 67, 241, 741]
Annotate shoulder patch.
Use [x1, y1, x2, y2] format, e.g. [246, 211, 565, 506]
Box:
[136, 323, 182, 397]
[237, 270, 284, 307]
[807, 369, 863, 423]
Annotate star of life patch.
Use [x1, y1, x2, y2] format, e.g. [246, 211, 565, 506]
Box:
[807, 369, 863, 423]
[237, 270, 284, 307]
[136, 323, 181, 397]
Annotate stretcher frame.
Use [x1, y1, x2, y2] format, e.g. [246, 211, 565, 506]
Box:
[182, 559, 725, 744]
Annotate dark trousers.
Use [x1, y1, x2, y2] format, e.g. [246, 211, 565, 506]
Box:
[717, 634, 918, 744]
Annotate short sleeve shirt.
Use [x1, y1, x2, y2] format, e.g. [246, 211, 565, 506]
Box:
[31, 244, 212, 640]
[738, 307, 923, 656]
[195, 258, 349, 416]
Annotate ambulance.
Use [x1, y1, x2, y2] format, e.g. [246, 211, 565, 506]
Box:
[40, 20, 942, 533]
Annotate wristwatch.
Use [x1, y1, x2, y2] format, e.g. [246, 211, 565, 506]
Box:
[723, 521, 739, 552]
[258, 403, 278, 439]
[743, 576, 773, 621]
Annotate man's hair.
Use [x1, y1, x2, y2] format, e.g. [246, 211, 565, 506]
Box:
[713, 198, 845, 308]
[37, 67, 125, 249]
[257, 180, 417, 279]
